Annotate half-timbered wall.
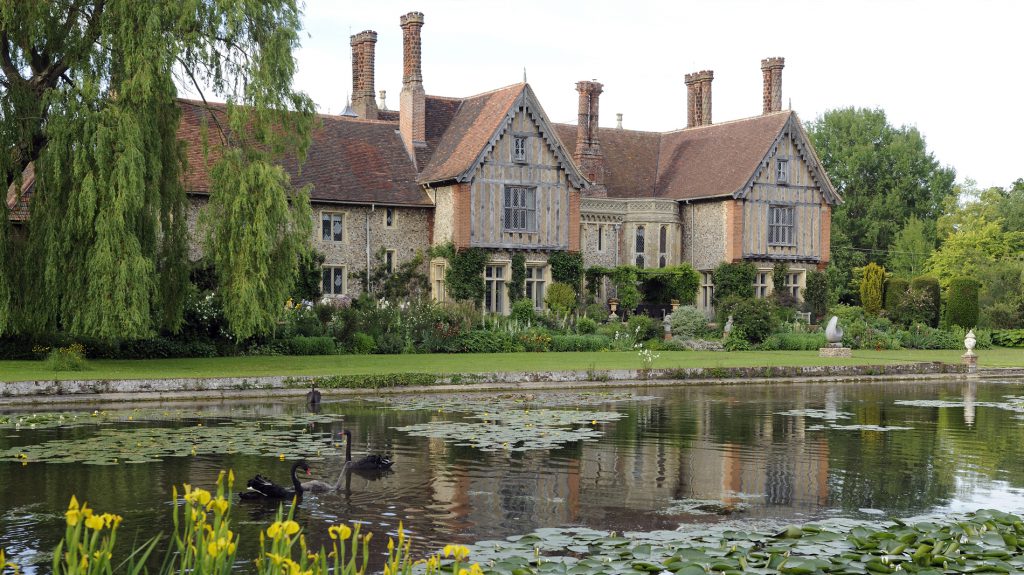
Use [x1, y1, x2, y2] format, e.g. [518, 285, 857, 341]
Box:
[468, 107, 575, 251]
[742, 134, 825, 262]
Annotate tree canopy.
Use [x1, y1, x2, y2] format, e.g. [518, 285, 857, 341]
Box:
[0, 0, 314, 339]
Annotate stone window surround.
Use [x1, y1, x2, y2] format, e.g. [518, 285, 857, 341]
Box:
[700, 271, 714, 310]
[385, 249, 396, 274]
[384, 206, 397, 229]
[484, 259, 511, 314]
[320, 210, 347, 243]
[430, 258, 447, 303]
[754, 269, 770, 298]
[525, 262, 548, 310]
[322, 265, 347, 295]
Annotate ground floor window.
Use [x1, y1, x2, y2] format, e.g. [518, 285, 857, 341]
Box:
[525, 265, 546, 310]
[485, 264, 507, 314]
[322, 265, 347, 295]
[385, 249, 396, 274]
[700, 271, 714, 310]
[754, 270, 770, 298]
[431, 261, 447, 302]
[786, 271, 803, 300]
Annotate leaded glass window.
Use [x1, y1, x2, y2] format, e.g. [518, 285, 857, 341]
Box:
[504, 186, 537, 232]
[768, 205, 795, 246]
[321, 212, 344, 242]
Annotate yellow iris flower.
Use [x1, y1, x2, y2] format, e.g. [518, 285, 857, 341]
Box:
[328, 524, 352, 541]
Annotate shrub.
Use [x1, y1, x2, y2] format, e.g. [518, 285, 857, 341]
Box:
[120, 338, 218, 359]
[859, 262, 885, 316]
[47, 343, 88, 371]
[445, 247, 488, 302]
[910, 275, 941, 327]
[668, 306, 708, 340]
[576, 316, 598, 335]
[312, 372, 438, 389]
[884, 278, 909, 317]
[892, 287, 935, 327]
[993, 329, 1024, 347]
[945, 277, 980, 329]
[509, 253, 526, 301]
[549, 334, 611, 352]
[350, 332, 376, 354]
[282, 336, 335, 356]
[712, 262, 756, 304]
[639, 264, 700, 305]
[627, 313, 660, 341]
[723, 332, 752, 351]
[610, 266, 641, 315]
[544, 282, 577, 316]
[804, 270, 829, 322]
[772, 262, 789, 295]
[518, 329, 552, 352]
[549, 251, 585, 292]
[584, 303, 608, 322]
[728, 298, 777, 344]
[447, 330, 524, 353]
[510, 298, 536, 324]
[758, 332, 827, 351]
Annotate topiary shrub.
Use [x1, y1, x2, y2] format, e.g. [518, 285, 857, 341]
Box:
[668, 305, 708, 340]
[804, 270, 829, 322]
[910, 275, 941, 327]
[945, 277, 980, 329]
[884, 277, 909, 318]
[544, 282, 577, 316]
[712, 262, 756, 304]
[859, 262, 885, 316]
[728, 298, 777, 344]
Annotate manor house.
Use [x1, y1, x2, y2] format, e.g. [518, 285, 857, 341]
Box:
[9, 11, 840, 315]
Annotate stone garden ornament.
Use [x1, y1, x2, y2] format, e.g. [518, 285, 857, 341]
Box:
[819, 315, 852, 358]
[963, 329, 978, 374]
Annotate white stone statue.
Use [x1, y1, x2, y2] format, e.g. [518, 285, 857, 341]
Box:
[723, 315, 734, 336]
[965, 329, 977, 353]
[825, 316, 844, 344]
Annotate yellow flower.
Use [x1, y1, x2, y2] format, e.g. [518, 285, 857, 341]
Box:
[102, 513, 123, 529]
[443, 544, 470, 561]
[187, 488, 212, 506]
[388, 537, 395, 553]
[65, 496, 82, 526]
[85, 514, 105, 531]
[209, 496, 229, 515]
[267, 520, 300, 540]
[264, 552, 286, 566]
[328, 524, 352, 541]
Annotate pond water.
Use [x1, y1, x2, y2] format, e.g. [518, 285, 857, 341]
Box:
[3, 377, 1024, 573]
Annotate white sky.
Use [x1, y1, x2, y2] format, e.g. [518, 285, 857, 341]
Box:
[291, 0, 1023, 190]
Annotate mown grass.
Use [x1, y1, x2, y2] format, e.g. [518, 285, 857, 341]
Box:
[2, 348, 1022, 382]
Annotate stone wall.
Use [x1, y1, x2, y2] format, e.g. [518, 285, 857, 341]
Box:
[681, 200, 726, 271]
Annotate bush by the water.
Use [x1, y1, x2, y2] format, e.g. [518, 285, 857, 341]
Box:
[46, 343, 88, 371]
[667, 305, 709, 340]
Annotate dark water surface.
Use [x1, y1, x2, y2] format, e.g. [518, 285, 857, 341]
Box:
[3, 377, 1024, 573]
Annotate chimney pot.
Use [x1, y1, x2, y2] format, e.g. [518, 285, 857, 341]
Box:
[379, 90, 387, 110]
[616, 113, 623, 129]
[760, 57, 785, 114]
[349, 30, 379, 119]
[574, 80, 606, 196]
[684, 70, 713, 127]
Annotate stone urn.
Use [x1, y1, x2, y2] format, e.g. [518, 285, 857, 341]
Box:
[670, 299, 680, 312]
[963, 329, 978, 373]
[965, 329, 977, 354]
[608, 298, 620, 322]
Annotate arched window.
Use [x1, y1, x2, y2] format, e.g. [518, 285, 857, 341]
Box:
[634, 225, 645, 268]
[659, 226, 667, 253]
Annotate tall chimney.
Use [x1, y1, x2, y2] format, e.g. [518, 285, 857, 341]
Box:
[574, 80, 606, 196]
[761, 57, 784, 114]
[349, 30, 379, 120]
[684, 70, 713, 127]
[400, 12, 426, 158]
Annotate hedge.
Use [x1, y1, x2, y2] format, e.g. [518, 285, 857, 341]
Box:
[946, 277, 980, 328]
[910, 275, 941, 327]
[883, 277, 909, 316]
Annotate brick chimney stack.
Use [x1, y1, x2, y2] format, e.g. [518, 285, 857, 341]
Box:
[574, 80, 606, 196]
[400, 12, 426, 158]
[761, 57, 784, 114]
[349, 30, 379, 120]
[684, 70, 713, 127]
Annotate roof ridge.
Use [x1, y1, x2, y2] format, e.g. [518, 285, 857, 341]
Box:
[660, 110, 793, 135]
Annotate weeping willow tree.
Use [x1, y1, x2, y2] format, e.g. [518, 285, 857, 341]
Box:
[0, 1, 314, 340]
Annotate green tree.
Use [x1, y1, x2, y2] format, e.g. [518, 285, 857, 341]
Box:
[945, 278, 979, 329]
[807, 108, 955, 300]
[927, 221, 1024, 288]
[859, 262, 885, 316]
[804, 270, 829, 322]
[887, 216, 934, 279]
[1, 1, 313, 339]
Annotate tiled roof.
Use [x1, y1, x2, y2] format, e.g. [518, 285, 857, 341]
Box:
[177, 100, 430, 206]
[553, 124, 662, 198]
[417, 84, 525, 184]
[657, 111, 793, 200]
[5, 163, 34, 222]
[557, 111, 795, 201]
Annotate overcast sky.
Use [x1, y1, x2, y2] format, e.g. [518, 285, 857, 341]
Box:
[289, 0, 1022, 190]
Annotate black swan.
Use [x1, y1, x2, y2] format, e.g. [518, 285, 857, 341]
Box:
[306, 385, 322, 406]
[340, 429, 393, 471]
[239, 460, 310, 500]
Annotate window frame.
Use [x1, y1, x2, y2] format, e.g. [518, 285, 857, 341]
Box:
[503, 185, 538, 233]
[634, 225, 646, 268]
[320, 210, 345, 243]
[525, 264, 547, 310]
[321, 265, 348, 295]
[767, 204, 796, 247]
[776, 157, 789, 184]
[484, 262, 509, 314]
[512, 135, 528, 163]
[753, 270, 770, 299]
[385, 249, 396, 274]
[700, 271, 715, 310]
[431, 260, 447, 303]
[384, 207, 397, 229]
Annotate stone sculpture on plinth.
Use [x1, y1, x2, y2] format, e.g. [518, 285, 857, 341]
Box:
[819, 315, 852, 357]
[962, 329, 978, 374]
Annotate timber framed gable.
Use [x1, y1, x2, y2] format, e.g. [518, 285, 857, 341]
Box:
[737, 114, 840, 204]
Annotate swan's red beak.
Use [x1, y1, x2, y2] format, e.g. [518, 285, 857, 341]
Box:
[306, 469, 311, 475]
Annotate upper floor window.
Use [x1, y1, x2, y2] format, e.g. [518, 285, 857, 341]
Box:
[776, 158, 789, 183]
[504, 186, 537, 232]
[768, 205, 795, 246]
[513, 136, 528, 163]
[634, 225, 645, 268]
[321, 211, 344, 242]
[385, 207, 396, 228]
[596, 224, 604, 252]
[322, 265, 347, 295]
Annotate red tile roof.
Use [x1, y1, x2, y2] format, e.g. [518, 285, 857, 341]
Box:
[417, 84, 525, 183]
[557, 111, 803, 201]
[177, 100, 431, 206]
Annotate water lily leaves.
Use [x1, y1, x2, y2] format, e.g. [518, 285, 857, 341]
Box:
[371, 391, 657, 414]
[776, 409, 854, 421]
[0, 420, 343, 465]
[657, 499, 749, 516]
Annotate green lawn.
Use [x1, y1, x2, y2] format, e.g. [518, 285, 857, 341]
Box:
[3, 348, 1023, 382]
